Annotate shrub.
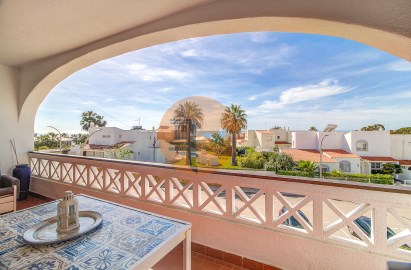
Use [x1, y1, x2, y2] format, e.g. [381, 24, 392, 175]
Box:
[38, 146, 49, 150]
[238, 152, 265, 169]
[323, 171, 393, 185]
[277, 170, 393, 185]
[277, 170, 316, 178]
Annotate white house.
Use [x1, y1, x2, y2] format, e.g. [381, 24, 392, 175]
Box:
[83, 126, 176, 163]
[289, 130, 402, 174]
[238, 128, 290, 151]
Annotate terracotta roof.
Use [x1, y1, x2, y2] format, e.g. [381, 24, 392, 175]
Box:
[281, 149, 338, 163]
[360, 156, 398, 162]
[399, 160, 411, 166]
[275, 141, 290, 145]
[256, 130, 274, 134]
[323, 149, 359, 159]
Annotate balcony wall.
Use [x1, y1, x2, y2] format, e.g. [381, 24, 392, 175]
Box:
[28, 152, 411, 270]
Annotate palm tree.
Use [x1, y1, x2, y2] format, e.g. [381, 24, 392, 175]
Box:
[48, 132, 59, 148]
[173, 101, 204, 166]
[296, 160, 319, 176]
[71, 133, 88, 145]
[80, 111, 107, 131]
[308, 126, 318, 131]
[221, 104, 247, 166]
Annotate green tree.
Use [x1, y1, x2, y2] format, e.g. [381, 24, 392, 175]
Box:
[391, 127, 411, 134]
[210, 132, 225, 157]
[296, 160, 319, 176]
[265, 153, 295, 172]
[221, 104, 247, 166]
[308, 126, 318, 131]
[71, 133, 88, 145]
[173, 101, 204, 166]
[80, 111, 107, 131]
[106, 148, 134, 160]
[361, 124, 385, 131]
[381, 163, 402, 175]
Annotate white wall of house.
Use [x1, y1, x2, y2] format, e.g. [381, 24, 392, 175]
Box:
[347, 131, 391, 156]
[272, 129, 289, 142]
[256, 131, 275, 150]
[333, 157, 362, 174]
[88, 127, 175, 163]
[320, 162, 340, 173]
[318, 132, 349, 150]
[390, 134, 411, 160]
[291, 132, 318, 149]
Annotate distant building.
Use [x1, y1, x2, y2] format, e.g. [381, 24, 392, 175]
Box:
[237, 128, 290, 151]
[81, 126, 176, 163]
[288, 129, 410, 174]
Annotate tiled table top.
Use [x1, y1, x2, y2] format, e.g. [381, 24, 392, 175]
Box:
[0, 195, 190, 270]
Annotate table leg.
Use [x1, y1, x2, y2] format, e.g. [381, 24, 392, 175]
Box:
[183, 229, 191, 270]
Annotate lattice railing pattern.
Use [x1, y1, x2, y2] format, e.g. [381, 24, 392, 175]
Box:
[29, 153, 411, 260]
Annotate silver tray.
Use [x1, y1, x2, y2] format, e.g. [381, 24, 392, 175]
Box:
[22, 211, 102, 245]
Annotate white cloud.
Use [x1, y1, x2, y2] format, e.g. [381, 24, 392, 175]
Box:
[127, 63, 192, 81]
[248, 32, 273, 43]
[258, 79, 351, 110]
[181, 49, 198, 57]
[387, 60, 411, 71]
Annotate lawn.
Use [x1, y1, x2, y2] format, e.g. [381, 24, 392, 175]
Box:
[171, 155, 243, 170]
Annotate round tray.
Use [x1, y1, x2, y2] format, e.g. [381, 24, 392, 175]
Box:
[22, 211, 102, 244]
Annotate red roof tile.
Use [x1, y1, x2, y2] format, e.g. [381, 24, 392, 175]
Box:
[323, 149, 359, 159]
[360, 156, 398, 162]
[399, 160, 411, 166]
[281, 149, 337, 163]
[275, 141, 290, 145]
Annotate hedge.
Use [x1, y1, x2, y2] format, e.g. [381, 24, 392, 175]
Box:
[276, 170, 393, 185]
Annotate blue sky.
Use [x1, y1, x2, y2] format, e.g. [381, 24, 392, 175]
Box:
[35, 32, 411, 134]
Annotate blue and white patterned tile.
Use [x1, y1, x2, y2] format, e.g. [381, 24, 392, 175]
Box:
[84, 221, 126, 244]
[78, 247, 129, 270]
[0, 227, 15, 241]
[55, 238, 99, 263]
[111, 231, 155, 253]
[0, 235, 25, 257]
[1, 211, 38, 226]
[14, 255, 68, 270]
[1, 245, 46, 269]
[135, 238, 164, 258]
[118, 213, 153, 228]
[10, 217, 43, 234]
[113, 256, 142, 270]
[136, 219, 175, 237]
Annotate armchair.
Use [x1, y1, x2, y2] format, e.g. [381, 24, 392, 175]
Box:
[0, 175, 20, 214]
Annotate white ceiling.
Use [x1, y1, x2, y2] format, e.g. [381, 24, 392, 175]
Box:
[0, 0, 209, 67]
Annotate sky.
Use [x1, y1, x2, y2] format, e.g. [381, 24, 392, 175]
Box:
[35, 32, 411, 134]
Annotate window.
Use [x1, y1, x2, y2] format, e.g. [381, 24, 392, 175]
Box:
[356, 140, 368, 151]
[277, 136, 280, 139]
[119, 135, 122, 138]
[319, 164, 330, 173]
[339, 160, 351, 172]
[371, 162, 381, 169]
[102, 135, 111, 138]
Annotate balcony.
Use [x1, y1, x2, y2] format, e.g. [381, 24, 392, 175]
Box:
[27, 151, 411, 270]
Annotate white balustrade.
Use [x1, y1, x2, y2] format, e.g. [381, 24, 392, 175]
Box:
[29, 152, 411, 261]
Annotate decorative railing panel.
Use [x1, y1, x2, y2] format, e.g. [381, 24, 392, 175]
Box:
[29, 152, 411, 260]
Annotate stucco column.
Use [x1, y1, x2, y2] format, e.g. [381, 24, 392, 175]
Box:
[0, 65, 32, 175]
